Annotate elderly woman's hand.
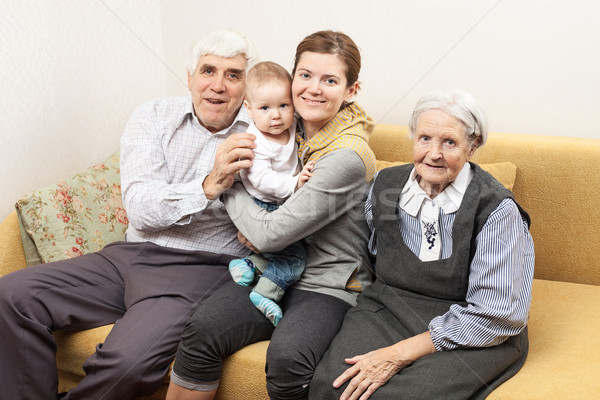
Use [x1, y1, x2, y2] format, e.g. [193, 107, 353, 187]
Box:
[333, 332, 436, 400]
[333, 346, 409, 400]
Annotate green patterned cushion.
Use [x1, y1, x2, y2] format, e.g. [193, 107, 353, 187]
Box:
[16, 152, 128, 266]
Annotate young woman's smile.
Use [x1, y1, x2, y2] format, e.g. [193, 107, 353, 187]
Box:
[291, 52, 357, 139]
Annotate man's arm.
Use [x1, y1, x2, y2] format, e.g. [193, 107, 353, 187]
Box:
[120, 102, 255, 233]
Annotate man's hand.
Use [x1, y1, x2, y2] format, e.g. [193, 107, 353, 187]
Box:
[203, 132, 256, 200]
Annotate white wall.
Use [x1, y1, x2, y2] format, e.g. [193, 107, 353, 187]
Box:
[0, 0, 165, 220]
[2, 0, 599, 222]
[162, 0, 600, 138]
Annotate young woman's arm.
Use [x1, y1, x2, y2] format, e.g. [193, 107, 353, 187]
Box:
[224, 149, 369, 252]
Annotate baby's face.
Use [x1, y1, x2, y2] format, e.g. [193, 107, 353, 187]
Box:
[245, 80, 294, 136]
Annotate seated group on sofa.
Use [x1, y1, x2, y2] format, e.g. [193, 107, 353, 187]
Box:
[0, 29, 534, 400]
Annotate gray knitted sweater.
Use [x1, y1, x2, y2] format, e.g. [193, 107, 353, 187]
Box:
[223, 148, 373, 305]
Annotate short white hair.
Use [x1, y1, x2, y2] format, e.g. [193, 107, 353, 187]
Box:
[409, 89, 489, 146]
[188, 30, 258, 74]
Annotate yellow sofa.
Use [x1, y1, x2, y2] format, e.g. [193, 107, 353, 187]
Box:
[1, 125, 599, 399]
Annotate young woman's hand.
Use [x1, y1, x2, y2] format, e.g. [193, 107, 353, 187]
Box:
[237, 231, 260, 253]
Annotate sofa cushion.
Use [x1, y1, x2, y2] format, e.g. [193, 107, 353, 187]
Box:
[53, 324, 270, 400]
[375, 160, 517, 191]
[54, 325, 114, 377]
[15, 152, 128, 266]
[0, 212, 28, 274]
[490, 279, 600, 398]
[375, 159, 409, 171]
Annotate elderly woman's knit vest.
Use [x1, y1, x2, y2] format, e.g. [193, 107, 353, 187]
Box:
[365, 162, 530, 331]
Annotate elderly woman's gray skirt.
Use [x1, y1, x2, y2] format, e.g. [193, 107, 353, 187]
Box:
[309, 286, 528, 400]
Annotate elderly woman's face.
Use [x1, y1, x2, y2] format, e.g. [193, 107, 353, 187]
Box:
[413, 109, 478, 197]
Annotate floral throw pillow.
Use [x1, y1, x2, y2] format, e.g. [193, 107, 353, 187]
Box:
[16, 152, 128, 265]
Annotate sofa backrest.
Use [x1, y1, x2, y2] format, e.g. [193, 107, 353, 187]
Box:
[369, 124, 600, 286]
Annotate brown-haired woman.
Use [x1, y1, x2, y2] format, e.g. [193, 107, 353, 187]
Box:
[166, 30, 376, 400]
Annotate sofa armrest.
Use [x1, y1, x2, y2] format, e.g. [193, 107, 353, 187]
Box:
[0, 212, 27, 276]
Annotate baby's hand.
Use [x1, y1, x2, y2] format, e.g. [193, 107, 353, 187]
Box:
[296, 161, 315, 190]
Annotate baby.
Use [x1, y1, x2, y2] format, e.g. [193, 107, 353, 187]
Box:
[229, 61, 313, 326]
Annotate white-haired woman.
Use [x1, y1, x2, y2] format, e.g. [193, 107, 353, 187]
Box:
[310, 90, 535, 400]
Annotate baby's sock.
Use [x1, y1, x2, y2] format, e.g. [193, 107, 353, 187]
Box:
[249, 291, 282, 327]
[228, 258, 255, 286]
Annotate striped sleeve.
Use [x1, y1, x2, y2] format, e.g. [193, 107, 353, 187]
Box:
[428, 198, 535, 351]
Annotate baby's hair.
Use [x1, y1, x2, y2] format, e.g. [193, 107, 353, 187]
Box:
[246, 61, 292, 93]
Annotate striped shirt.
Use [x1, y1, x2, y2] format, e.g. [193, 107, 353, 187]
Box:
[120, 96, 252, 257]
[365, 167, 535, 351]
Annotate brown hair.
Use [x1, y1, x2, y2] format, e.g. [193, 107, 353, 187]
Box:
[292, 30, 361, 89]
[245, 61, 292, 94]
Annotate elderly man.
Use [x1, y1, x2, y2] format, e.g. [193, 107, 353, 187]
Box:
[0, 30, 257, 400]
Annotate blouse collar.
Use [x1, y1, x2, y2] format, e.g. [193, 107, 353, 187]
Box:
[400, 163, 473, 216]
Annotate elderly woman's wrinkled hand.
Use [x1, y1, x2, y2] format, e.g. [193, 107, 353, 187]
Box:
[333, 332, 436, 400]
[332, 345, 412, 400]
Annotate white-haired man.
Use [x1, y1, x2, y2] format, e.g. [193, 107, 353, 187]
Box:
[0, 30, 258, 400]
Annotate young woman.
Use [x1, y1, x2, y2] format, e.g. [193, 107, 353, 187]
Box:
[166, 30, 376, 400]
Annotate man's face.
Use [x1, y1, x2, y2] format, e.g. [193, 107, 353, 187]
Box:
[187, 54, 247, 133]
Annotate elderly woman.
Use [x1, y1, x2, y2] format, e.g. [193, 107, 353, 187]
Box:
[309, 90, 534, 400]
